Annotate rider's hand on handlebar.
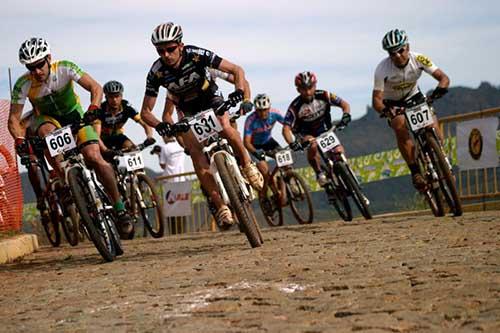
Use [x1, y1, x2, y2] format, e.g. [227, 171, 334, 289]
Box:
[175, 121, 191, 133]
[289, 140, 302, 151]
[155, 122, 172, 137]
[428, 86, 448, 104]
[228, 89, 244, 106]
[102, 149, 120, 161]
[253, 149, 266, 161]
[240, 100, 253, 115]
[83, 104, 100, 124]
[15, 137, 32, 157]
[338, 112, 351, 127]
[143, 137, 156, 147]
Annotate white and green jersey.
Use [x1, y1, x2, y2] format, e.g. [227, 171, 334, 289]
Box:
[12, 60, 85, 117]
[373, 51, 439, 101]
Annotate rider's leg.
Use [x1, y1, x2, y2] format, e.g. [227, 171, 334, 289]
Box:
[182, 131, 234, 225]
[390, 115, 416, 165]
[390, 115, 425, 189]
[37, 122, 65, 179]
[218, 113, 263, 190]
[122, 138, 136, 150]
[80, 142, 120, 203]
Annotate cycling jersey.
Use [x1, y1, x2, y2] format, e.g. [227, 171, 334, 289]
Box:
[244, 109, 284, 146]
[12, 60, 84, 117]
[373, 51, 439, 101]
[145, 45, 224, 116]
[284, 90, 343, 137]
[95, 100, 141, 137]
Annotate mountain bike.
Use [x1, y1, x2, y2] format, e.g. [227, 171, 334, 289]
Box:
[24, 136, 80, 246]
[44, 123, 123, 261]
[383, 93, 462, 216]
[304, 124, 372, 222]
[258, 147, 314, 227]
[170, 99, 263, 248]
[109, 140, 164, 239]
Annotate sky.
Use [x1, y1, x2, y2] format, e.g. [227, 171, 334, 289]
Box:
[1, 0, 499, 173]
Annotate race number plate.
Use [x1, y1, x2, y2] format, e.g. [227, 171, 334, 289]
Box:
[406, 103, 433, 131]
[189, 109, 223, 142]
[275, 149, 293, 167]
[120, 151, 144, 172]
[317, 130, 340, 153]
[45, 126, 76, 157]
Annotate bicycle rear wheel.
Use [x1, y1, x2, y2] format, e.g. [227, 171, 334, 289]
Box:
[67, 167, 116, 262]
[426, 132, 463, 216]
[215, 154, 262, 248]
[136, 173, 164, 238]
[286, 171, 314, 224]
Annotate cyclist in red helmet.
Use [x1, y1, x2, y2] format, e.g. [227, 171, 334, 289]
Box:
[283, 71, 351, 187]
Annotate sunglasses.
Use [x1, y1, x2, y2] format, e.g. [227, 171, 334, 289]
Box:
[389, 47, 406, 57]
[157, 44, 179, 55]
[26, 59, 47, 72]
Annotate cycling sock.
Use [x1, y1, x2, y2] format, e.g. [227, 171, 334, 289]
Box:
[114, 200, 125, 212]
[408, 163, 419, 175]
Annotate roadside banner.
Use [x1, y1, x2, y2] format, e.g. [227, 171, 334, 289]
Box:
[456, 117, 499, 170]
[162, 180, 192, 217]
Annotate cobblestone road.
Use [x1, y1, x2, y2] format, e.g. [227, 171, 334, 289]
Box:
[0, 211, 499, 332]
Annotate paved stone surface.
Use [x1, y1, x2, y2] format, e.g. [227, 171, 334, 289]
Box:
[0, 211, 499, 332]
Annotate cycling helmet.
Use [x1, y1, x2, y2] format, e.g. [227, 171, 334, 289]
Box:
[19, 37, 51, 65]
[294, 71, 317, 89]
[151, 22, 183, 45]
[254, 94, 271, 110]
[103, 80, 124, 95]
[382, 29, 408, 51]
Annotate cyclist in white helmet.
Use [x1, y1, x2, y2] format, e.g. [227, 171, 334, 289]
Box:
[244, 94, 285, 182]
[9, 37, 134, 237]
[140, 22, 262, 228]
[372, 29, 450, 191]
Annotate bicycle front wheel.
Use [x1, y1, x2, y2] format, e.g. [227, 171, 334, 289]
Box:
[426, 132, 463, 216]
[258, 183, 283, 227]
[215, 154, 263, 248]
[136, 173, 164, 238]
[286, 171, 314, 224]
[67, 167, 116, 262]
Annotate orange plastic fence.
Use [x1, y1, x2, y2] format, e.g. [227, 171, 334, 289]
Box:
[0, 99, 23, 232]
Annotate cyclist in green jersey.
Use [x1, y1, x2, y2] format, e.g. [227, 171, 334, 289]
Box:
[8, 37, 133, 236]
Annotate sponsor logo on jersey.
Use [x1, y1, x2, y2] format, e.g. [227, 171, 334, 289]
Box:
[166, 72, 202, 91]
[392, 82, 415, 91]
[416, 55, 433, 67]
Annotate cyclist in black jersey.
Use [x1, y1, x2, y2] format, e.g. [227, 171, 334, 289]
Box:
[93, 80, 154, 155]
[283, 71, 351, 187]
[140, 22, 262, 227]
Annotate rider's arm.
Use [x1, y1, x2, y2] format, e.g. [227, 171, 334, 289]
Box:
[162, 96, 185, 147]
[217, 59, 250, 100]
[140, 95, 160, 127]
[432, 69, 450, 89]
[282, 125, 295, 145]
[138, 119, 154, 138]
[77, 73, 103, 107]
[8, 104, 25, 139]
[372, 90, 386, 114]
[243, 134, 258, 154]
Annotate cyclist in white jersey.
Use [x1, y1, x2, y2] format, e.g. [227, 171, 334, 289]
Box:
[371, 29, 450, 190]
